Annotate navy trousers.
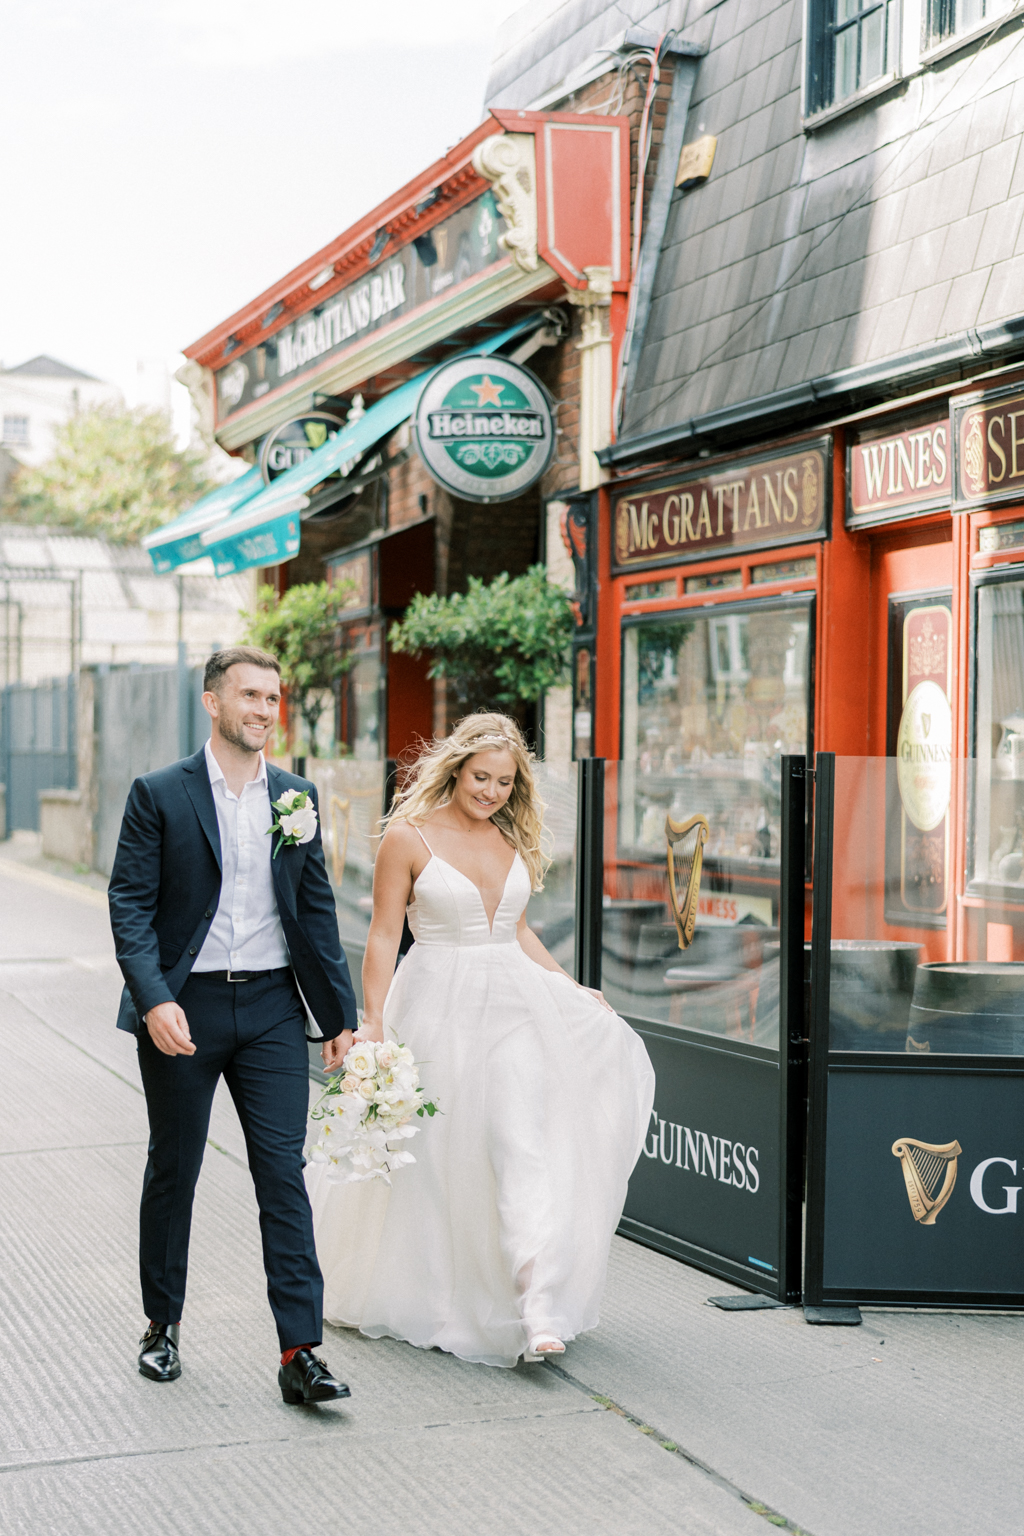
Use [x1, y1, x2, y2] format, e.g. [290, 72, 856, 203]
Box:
[136, 968, 322, 1351]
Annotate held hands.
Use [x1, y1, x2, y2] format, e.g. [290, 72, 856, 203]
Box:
[321, 1030, 354, 1073]
[144, 1002, 196, 1056]
[320, 1012, 384, 1072]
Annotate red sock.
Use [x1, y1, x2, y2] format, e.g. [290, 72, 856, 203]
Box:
[281, 1343, 316, 1366]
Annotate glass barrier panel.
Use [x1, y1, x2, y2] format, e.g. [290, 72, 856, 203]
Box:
[829, 756, 1024, 1055]
[602, 758, 781, 1051]
[526, 761, 578, 974]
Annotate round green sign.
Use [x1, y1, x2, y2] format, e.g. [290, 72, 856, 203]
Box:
[414, 355, 554, 503]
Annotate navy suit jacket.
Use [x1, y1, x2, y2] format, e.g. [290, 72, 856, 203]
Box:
[107, 747, 357, 1041]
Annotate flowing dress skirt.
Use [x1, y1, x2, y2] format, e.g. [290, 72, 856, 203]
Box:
[306, 936, 655, 1368]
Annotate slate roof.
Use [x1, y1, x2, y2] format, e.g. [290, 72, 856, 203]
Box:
[486, 0, 684, 108]
[621, 0, 1024, 446]
[2, 355, 100, 381]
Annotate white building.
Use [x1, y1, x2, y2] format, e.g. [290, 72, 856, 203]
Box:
[0, 355, 123, 474]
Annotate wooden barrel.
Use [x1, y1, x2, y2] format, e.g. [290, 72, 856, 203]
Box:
[829, 940, 921, 1050]
[907, 962, 1024, 1054]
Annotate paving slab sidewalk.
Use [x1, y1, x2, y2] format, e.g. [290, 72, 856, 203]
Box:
[1, 860, 1019, 1535]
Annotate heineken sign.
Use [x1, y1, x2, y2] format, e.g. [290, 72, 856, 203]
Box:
[414, 356, 555, 503]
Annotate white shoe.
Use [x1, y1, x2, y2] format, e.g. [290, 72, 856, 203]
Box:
[525, 1333, 565, 1362]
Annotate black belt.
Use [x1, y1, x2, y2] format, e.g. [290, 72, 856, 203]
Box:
[196, 966, 292, 984]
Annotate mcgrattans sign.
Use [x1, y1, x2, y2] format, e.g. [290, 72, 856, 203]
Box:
[611, 439, 830, 572]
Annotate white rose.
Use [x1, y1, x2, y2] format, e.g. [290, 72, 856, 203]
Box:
[376, 1041, 400, 1070]
[276, 788, 301, 809]
[344, 1043, 376, 1078]
[279, 804, 317, 844]
[339, 1074, 359, 1094]
[358, 1077, 377, 1100]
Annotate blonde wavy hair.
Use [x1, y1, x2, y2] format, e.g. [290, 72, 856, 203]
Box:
[386, 712, 550, 890]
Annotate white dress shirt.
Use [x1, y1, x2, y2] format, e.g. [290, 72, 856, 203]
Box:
[193, 739, 291, 975]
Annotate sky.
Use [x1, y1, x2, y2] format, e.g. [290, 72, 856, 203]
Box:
[0, 0, 526, 440]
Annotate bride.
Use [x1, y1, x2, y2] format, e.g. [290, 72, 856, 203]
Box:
[305, 712, 655, 1367]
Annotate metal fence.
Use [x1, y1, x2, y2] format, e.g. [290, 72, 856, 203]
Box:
[0, 656, 207, 867]
[0, 675, 77, 835]
[92, 660, 206, 876]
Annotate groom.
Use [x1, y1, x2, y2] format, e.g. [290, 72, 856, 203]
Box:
[108, 646, 356, 1404]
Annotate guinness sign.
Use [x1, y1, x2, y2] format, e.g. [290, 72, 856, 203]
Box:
[885, 598, 952, 925]
[259, 412, 344, 485]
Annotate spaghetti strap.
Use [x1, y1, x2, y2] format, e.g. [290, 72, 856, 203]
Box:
[412, 824, 434, 855]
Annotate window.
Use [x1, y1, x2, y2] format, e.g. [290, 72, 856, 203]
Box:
[806, 0, 897, 115]
[620, 601, 812, 862]
[924, 0, 1012, 48]
[970, 575, 1024, 892]
[2, 414, 29, 445]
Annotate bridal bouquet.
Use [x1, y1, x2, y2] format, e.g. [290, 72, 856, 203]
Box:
[307, 1036, 438, 1185]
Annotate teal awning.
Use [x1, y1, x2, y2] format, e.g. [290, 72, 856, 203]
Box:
[141, 466, 264, 573]
[201, 374, 425, 577]
[184, 311, 552, 579]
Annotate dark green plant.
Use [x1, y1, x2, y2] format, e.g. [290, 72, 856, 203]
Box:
[389, 565, 574, 712]
[242, 580, 355, 755]
[3, 404, 213, 544]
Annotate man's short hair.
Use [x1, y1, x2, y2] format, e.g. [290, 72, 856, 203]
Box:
[204, 646, 281, 694]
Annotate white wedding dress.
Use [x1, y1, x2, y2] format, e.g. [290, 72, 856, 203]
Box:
[304, 833, 655, 1368]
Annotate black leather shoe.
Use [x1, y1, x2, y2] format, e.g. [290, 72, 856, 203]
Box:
[139, 1323, 181, 1382]
[279, 1349, 350, 1405]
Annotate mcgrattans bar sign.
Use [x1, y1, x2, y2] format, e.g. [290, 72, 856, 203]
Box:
[611, 439, 830, 573]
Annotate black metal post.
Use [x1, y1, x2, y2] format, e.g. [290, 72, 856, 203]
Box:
[802, 751, 835, 1306]
[575, 757, 605, 990]
[777, 756, 808, 1304]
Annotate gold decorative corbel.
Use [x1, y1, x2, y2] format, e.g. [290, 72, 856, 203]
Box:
[471, 133, 539, 274]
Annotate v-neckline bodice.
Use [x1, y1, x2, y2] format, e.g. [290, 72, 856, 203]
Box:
[413, 849, 519, 936]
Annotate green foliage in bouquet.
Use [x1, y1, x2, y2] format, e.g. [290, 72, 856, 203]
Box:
[242, 580, 356, 756]
[388, 565, 574, 712]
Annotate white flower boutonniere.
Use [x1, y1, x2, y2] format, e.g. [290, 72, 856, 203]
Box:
[267, 786, 318, 859]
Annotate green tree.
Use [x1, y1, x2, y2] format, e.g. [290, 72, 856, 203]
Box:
[242, 581, 356, 756]
[3, 404, 213, 544]
[389, 566, 574, 713]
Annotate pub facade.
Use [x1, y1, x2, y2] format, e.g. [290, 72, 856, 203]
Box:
[484, 2, 1024, 1305]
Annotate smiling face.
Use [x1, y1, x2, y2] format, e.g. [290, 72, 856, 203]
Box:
[203, 662, 281, 755]
[451, 749, 517, 821]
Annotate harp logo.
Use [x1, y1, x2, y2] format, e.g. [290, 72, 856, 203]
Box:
[665, 812, 710, 949]
[892, 1137, 961, 1224]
